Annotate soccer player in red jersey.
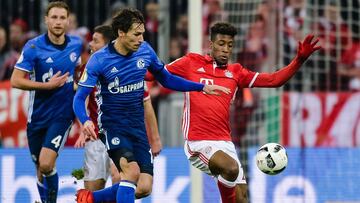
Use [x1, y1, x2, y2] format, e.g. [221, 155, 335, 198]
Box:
[160, 22, 321, 203]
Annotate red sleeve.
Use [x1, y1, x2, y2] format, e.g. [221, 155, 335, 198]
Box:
[253, 57, 303, 87]
[236, 64, 258, 88]
[165, 56, 189, 78]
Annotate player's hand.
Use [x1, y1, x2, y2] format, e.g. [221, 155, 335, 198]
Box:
[150, 138, 162, 157]
[74, 131, 87, 148]
[203, 84, 231, 95]
[82, 120, 97, 141]
[297, 34, 322, 62]
[47, 71, 69, 90]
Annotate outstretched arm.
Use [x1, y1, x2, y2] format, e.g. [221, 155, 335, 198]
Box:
[253, 34, 321, 87]
[153, 68, 230, 95]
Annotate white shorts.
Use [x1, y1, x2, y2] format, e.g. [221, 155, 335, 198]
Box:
[83, 139, 111, 181]
[184, 140, 246, 184]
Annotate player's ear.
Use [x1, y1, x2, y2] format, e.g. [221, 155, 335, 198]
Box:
[209, 40, 214, 49]
[118, 30, 125, 38]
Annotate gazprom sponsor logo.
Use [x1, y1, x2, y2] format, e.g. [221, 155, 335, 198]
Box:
[108, 77, 144, 94]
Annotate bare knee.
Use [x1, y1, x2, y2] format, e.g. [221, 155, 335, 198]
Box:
[39, 162, 54, 175]
[119, 157, 140, 182]
[135, 186, 151, 198]
[222, 163, 239, 182]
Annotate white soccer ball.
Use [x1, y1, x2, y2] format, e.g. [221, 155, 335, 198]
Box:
[256, 143, 288, 175]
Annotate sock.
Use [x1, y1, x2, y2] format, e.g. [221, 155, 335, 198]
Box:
[36, 179, 48, 203]
[44, 169, 59, 203]
[93, 183, 119, 202]
[217, 176, 236, 203]
[116, 180, 136, 203]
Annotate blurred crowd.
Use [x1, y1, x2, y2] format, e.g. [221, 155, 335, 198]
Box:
[0, 0, 360, 148]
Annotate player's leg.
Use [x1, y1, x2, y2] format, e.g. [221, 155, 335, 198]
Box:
[185, 140, 248, 203]
[42, 120, 72, 202]
[83, 140, 111, 191]
[27, 125, 48, 203]
[235, 184, 248, 203]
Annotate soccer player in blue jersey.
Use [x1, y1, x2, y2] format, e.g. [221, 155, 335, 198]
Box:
[73, 8, 230, 203]
[10, 2, 82, 203]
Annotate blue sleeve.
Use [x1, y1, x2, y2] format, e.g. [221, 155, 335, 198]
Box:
[146, 42, 204, 91]
[73, 86, 93, 124]
[78, 54, 101, 87]
[15, 41, 36, 72]
[153, 68, 204, 91]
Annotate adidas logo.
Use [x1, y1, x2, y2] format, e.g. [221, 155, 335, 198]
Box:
[197, 67, 205, 72]
[45, 57, 54, 63]
[111, 67, 119, 73]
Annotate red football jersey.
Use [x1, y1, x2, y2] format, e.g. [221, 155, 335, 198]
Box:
[166, 53, 258, 141]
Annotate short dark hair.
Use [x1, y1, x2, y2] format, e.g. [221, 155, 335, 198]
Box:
[210, 22, 237, 41]
[94, 25, 115, 43]
[111, 7, 145, 36]
[46, 1, 70, 16]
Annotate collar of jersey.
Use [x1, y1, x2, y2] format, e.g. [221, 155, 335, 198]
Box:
[205, 54, 228, 69]
[45, 33, 70, 50]
[109, 41, 133, 57]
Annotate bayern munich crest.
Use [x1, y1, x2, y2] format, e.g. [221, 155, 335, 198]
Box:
[224, 70, 233, 78]
[137, 58, 145, 69]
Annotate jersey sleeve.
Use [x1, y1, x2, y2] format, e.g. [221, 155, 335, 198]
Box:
[236, 64, 259, 88]
[147, 43, 166, 74]
[78, 55, 101, 88]
[14, 41, 36, 72]
[165, 56, 189, 78]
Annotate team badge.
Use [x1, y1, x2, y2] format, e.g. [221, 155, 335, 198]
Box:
[79, 69, 88, 83]
[70, 52, 77, 62]
[111, 137, 120, 145]
[137, 58, 145, 69]
[224, 70, 233, 78]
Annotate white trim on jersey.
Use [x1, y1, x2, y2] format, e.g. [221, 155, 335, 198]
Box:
[78, 83, 95, 88]
[59, 121, 73, 151]
[182, 92, 190, 140]
[27, 72, 36, 123]
[249, 72, 259, 88]
[14, 66, 31, 73]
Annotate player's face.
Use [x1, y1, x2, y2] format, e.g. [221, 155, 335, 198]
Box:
[45, 7, 69, 38]
[89, 32, 106, 54]
[119, 23, 145, 52]
[210, 34, 234, 65]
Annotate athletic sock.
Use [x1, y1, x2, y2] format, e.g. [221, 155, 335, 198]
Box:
[217, 176, 236, 203]
[116, 180, 136, 203]
[44, 169, 58, 203]
[36, 179, 48, 203]
[93, 183, 119, 202]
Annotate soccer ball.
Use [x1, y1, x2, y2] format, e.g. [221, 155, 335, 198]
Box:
[256, 143, 288, 175]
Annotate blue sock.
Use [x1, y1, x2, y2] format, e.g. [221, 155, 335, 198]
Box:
[93, 183, 119, 202]
[36, 179, 47, 203]
[116, 180, 136, 203]
[44, 169, 59, 203]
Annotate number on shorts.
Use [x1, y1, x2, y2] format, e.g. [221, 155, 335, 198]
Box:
[51, 135, 62, 148]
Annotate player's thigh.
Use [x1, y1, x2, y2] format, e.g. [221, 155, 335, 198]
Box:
[38, 147, 58, 171]
[83, 140, 111, 182]
[27, 125, 47, 164]
[208, 150, 239, 175]
[43, 119, 73, 153]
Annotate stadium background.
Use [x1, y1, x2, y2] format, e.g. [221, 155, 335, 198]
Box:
[0, 0, 360, 202]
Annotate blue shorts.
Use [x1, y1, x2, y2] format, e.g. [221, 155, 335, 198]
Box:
[99, 127, 153, 175]
[27, 119, 73, 164]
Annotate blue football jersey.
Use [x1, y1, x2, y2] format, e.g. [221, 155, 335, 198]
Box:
[78, 41, 164, 137]
[15, 34, 82, 125]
